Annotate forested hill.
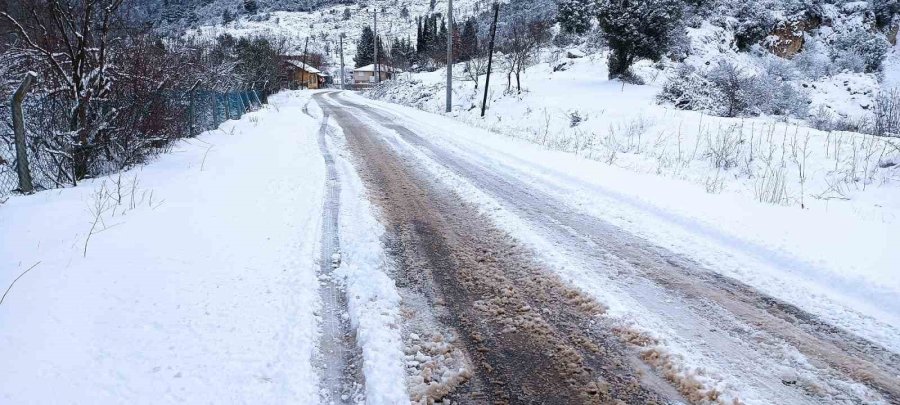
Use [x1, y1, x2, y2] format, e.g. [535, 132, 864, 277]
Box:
[133, 0, 353, 30]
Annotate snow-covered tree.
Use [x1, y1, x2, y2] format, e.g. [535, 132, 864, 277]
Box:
[729, 1, 775, 50]
[596, 0, 684, 79]
[557, 0, 593, 34]
[459, 18, 479, 61]
[355, 26, 386, 67]
[244, 0, 259, 14]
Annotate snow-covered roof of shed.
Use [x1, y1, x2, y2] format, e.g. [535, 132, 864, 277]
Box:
[353, 64, 403, 73]
[286, 60, 321, 74]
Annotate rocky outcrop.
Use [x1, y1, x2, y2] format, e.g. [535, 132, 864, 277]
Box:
[766, 16, 822, 58]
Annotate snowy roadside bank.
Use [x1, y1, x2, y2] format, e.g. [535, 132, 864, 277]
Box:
[0, 92, 325, 403]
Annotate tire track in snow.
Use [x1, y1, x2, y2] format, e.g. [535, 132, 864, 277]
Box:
[312, 104, 363, 404]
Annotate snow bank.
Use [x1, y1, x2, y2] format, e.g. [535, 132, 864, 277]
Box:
[0, 92, 325, 403]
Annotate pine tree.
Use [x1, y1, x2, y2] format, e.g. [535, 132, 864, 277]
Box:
[356, 26, 376, 67]
[416, 17, 426, 55]
[558, 0, 593, 35]
[460, 18, 479, 61]
[596, 0, 683, 79]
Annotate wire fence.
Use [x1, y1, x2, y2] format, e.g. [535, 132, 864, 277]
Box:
[1, 87, 268, 200]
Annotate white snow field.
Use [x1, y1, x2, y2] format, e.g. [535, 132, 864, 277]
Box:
[0, 92, 329, 403]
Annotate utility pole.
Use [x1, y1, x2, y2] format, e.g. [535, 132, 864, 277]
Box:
[481, 3, 499, 118]
[339, 34, 346, 90]
[301, 36, 310, 89]
[446, 0, 453, 113]
[374, 9, 381, 84]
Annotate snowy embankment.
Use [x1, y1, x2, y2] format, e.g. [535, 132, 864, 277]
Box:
[0, 92, 326, 403]
[357, 62, 900, 349]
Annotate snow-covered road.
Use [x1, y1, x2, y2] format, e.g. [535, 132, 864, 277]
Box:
[318, 91, 900, 404]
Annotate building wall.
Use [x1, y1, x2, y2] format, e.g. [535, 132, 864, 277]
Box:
[353, 71, 393, 84]
[294, 70, 320, 89]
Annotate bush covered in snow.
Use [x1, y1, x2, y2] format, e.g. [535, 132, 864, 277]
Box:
[596, 0, 685, 78]
[558, 0, 594, 35]
[659, 60, 810, 118]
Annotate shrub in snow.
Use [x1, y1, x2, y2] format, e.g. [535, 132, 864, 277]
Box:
[558, 0, 594, 35]
[870, 89, 900, 137]
[596, 0, 684, 79]
[660, 60, 809, 118]
[707, 60, 760, 117]
[716, 0, 776, 50]
[829, 27, 890, 73]
[871, 0, 900, 27]
[792, 35, 832, 79]
[658, 64, 722, 112]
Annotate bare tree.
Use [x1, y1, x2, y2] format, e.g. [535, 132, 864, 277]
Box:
[1, 0, 125, 181]
[499, 18, 550, 94]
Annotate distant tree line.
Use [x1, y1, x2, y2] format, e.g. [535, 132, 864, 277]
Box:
[353, 13, 480, 71]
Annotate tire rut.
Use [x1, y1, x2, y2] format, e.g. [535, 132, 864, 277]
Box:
[313, 106, 364, 404]
[317, 93, 680, 404]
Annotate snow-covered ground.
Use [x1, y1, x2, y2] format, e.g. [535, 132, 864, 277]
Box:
[0, 92, 320, 403]
[363, 53, 900, 349]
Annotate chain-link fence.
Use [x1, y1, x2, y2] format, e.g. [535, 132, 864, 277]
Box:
[0, 87, 266, 200]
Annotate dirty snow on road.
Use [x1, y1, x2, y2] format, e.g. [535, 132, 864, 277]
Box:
[323, 91, 900, 404]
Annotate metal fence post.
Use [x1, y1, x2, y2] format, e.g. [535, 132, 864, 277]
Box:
[239, 90, 251, 112]
[188, 80, 201, 137]
[213, 92, 222, 125]
[227, 91, 236, 120]
[12, 72, 37, 194]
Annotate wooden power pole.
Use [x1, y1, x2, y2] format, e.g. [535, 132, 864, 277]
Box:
[374, 10, 381, 84]
[481, 3, 499, 118]
[339, 34, 346, 90]
[301, 37, 310, 89]
[446, 0, 454, 113]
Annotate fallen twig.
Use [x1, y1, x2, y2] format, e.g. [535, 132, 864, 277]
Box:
[1, 261, 41, 306]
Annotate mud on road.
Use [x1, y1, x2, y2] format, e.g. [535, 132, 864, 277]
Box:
[318, 94, 683, 404]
